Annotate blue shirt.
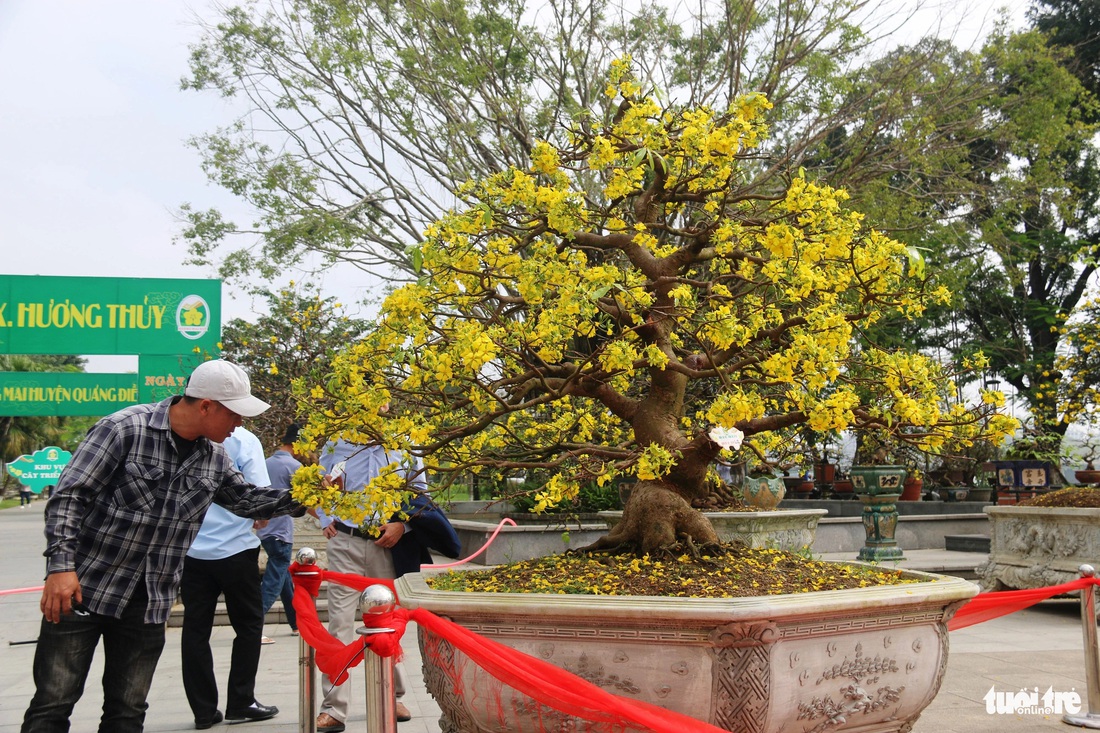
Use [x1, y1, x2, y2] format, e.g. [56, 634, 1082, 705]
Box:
[316, 440, 427, 530]
[256, 449, 301, 543]
[187, 427, 271, 560]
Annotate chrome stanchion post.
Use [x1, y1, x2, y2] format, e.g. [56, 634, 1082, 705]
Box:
[357, 585, 397, 733]
[294, 548, 320, 733]
[1065, 564, 1100, 728]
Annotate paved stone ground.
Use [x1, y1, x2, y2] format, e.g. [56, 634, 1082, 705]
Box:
[0, 498, 1092, 732]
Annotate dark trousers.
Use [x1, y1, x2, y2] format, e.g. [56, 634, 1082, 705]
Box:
[21, 585, 164, 733]
[180, 547, 263, 720]
[259, 536, 297, 629]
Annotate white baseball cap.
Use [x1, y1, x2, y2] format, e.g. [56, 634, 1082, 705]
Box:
[184, 360, 270, 417]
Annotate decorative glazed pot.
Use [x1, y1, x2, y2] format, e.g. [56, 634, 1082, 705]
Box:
[741, 473, 786, 510]
[397, 569, 977, 733]
[850, 465, 908, 562]
[600, 508, 828, 552]
[849, 465, 908, 495]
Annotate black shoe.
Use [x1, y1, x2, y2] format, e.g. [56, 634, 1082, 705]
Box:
[225, 702, 278, 724]
[195, 710, 223, 729]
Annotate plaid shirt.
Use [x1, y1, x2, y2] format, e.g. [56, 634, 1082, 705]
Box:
[43, 397, 301, 624]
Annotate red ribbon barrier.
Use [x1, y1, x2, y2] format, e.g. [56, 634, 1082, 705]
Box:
[948, 576, 1100, 630]
[289, 563, 730, 733]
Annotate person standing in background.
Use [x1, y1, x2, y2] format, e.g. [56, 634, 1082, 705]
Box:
[314, 439, 421, 732]
[257, 424, 303, 643]
[181, 426, 280, 729]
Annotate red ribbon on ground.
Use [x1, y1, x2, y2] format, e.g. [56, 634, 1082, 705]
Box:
[289, 563, 731, 733]
[947, 576, 1099, 630]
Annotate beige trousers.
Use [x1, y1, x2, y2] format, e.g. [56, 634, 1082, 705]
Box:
[319, 531, 406, 723]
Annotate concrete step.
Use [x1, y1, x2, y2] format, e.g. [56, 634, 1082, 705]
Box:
[944, 534, 991, 553]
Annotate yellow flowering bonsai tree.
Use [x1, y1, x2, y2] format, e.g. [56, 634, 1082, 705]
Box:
[293, 61, 1017, 552]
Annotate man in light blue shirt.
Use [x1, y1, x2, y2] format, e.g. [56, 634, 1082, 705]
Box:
[181, 426, 280, 729]
[314, 439, 426, 732]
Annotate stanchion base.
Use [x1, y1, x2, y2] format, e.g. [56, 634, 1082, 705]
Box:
[1064, 713, 1100, 728]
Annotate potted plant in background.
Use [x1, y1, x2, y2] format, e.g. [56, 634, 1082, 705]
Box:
[993, 427, 1066, 499]
[901, 467, 924, 501]
[292, 67, 1015, 733]
[1071, 435, 1100, 486]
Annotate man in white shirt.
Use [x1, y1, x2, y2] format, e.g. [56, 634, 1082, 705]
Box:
[181, 426, 279, 729]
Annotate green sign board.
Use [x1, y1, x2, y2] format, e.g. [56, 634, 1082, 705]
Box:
[7, 446, 72, 494]
[138, 354, 207, 403]
[0, 355, 217, 416]
[0, 372, 140, 416]
[0, 275, 221, 355]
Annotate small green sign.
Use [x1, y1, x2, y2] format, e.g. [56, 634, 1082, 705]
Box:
[0, 275, 221, 355]
[7, 446, 72, 494]
[0, 372, 140, 416]
[138, 354, 210, 403]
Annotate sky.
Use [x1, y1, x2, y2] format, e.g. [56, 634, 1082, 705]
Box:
[0, 0, 1031, 373]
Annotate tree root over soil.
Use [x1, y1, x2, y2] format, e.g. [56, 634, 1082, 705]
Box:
[581, 481, 719, 554]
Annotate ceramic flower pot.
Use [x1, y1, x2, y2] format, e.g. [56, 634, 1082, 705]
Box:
[850, 465, 908, 561]
[741, 473, 786, 510]
[601, 508, 828, 552]
[849, 465, 908, 495]
[397, 569, 977, 733]
[1075, 469, 1100, 485]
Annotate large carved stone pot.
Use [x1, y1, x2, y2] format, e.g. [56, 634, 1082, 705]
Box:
[397, 569, 976, 733]
[600, 508, 829, 552]
[978, 505, 1100, 591]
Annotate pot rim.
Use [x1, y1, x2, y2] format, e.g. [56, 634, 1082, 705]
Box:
[397, 566, 977, 622]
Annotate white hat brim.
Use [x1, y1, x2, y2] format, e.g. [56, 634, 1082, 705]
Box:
[219, 395, 271, 418]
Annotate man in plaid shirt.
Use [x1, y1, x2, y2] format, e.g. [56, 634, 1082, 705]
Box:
[21, 360, 305, 733]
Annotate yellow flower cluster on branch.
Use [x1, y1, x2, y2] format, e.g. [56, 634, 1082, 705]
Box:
[291, 59, 1014, 513]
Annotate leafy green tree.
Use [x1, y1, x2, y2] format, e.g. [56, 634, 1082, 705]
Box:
[803, 28, 1100, 455]
[948, 31, 1100, 441]
[217, 286, 371, 450]
[180, 0, 956, 285]
[1031, 0, 1100, 110]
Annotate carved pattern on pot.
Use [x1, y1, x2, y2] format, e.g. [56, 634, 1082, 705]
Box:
[779, 610, 946, 639]
[563, 653, 642, 695]
[419, 632, 480, 733]
[465, 622, 709, 643]
[816, 642, 899, 686]
[1005, 522, 1090, 558]
[710, 620, 779, 648]
[712, 640, 772, 733]
[797, 684, 905, 733]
